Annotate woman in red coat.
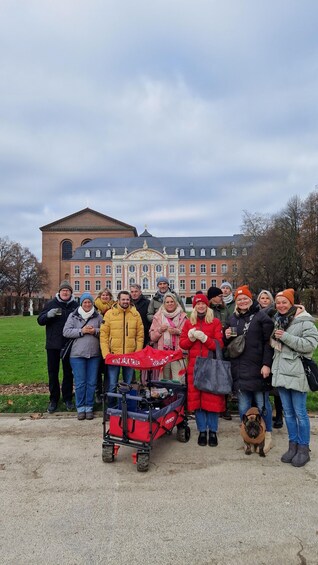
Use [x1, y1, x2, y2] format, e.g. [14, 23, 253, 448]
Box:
[180, 294, 225, 447]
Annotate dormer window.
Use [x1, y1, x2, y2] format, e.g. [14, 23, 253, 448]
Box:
[190, 248, 195, 257]
[211, 248, 216, 256]
[221, 248, 227, 257]
[180, 249, 185, 256]
[200, 248, 206, 257]
[85, 249, 90, 258]
[96, 249, 101, 258]
[106, 249, 111, 258]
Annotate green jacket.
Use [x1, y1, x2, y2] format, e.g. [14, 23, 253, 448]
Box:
[271, 311, 318, 392]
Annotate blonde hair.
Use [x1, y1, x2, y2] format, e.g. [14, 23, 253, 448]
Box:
[234, 297, 253, 315]
[97, 288, 113, 300]
[190, 306, 214, 325]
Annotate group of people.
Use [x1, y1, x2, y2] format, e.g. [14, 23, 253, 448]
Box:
[38, 277, 318, 468]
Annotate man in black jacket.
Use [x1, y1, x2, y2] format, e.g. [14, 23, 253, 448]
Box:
[130, 284, 151, 347]
[38, 280, 77, 413]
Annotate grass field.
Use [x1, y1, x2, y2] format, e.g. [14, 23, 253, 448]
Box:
[0, 315, 317, 413]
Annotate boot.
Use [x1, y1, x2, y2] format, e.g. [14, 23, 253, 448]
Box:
[273, 415, 283, 429]
[291, 445, 310, 467]
[264, 432, 273, 454]
[208, 431, 218, 447]
[198, 432, 207, 446]
[281, 441, 298, 463]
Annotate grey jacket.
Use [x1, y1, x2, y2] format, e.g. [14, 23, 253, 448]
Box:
[271, 311, 318, 392]
[63, 308, 103, 358]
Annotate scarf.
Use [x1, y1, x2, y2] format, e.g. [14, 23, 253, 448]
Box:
[223, 293, 234, 305]
[78, 305, 95, 320]
[273, 306, 297, 330]
[161, 304, 183, 349]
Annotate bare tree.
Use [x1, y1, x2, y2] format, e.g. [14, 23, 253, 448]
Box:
[0, 238, 49, 296]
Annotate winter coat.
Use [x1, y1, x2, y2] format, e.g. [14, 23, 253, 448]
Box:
[271, 310, 318, 392]
[63, 308, 103, 358]
[210, 303, 228, 327]
[224, 302, 274, 393]
[180, 317, 225, 413]
[100, 303, 144, 359]
[37, 295, 78, 350]
[147, 290, 185, 323]
[132, 294, 151, 346]
[94, 297, 114, 315]
[149, 308, 188, 351]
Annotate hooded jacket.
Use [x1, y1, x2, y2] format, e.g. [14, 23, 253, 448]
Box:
[271, 310, 318, 392]
[100, 303, 144, 359]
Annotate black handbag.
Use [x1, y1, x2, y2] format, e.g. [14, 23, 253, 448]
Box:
[193, 341, 233, 395]
[300, 356, 318, 392]
[226, 334, 246, 359]
[60, 338, 75, 360]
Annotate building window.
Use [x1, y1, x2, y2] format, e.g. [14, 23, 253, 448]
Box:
[95, 280, 101, 292]
[169, 279, 175, 290]
[221, 248, 227, 256]
[96, 249, 101, 258]
[180, 280, 185, 291]
[211, 248, 216, 256]
[155, 265, 162, 273]
[85, 280, 90, 291]
[116, 280, 122, 291]
[180, 249, 185, 257]
[95, 265, 101, 275]
[190, 264, 196, 274]
[232, 263, 238, 274]
[200, 264, 206, 274]
[232, 248, 237, 256]
[62, 240, 72, 260]
[190, 248, 195, 257]
[74, 265, 80, 275]
[179, 264, 185, 274]
[84, 265, 90, 275]
[106, 280, 111, 290]
[116, 265, 122, 275]
[200, 248, 206, 257]
[143, 278, 149, 290]
[169, 264, 175, 274]
[105, 265, 111, 275]
[210, 264, 216, 274]
[74, 280, 80, 292]
[85, 249, 91, 258]
[210, 279, 217, 287]
[242, 247, 247, 256]
[106, 249, 111, 258]
[201, 279, 207, 291]
[221, 263, 228, 274]
[190, 280, 196, 291]
[129, 277, 135, 285]
[129, 265, 135, 273]
[142, 264, 148, 273]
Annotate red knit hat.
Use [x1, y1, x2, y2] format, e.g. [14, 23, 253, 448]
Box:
[275, 288, 295, 305]
[192, 294, 209, 307]
[234, 285, 253, 300]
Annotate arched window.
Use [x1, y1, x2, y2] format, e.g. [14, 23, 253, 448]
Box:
[190, 248, 195, 257]
[200, 248, 206, 257]
[85, 249, 90, 258]
[62, 240, 72, 260]
[96, 249, 101, 258]
[179, 249, 185, 257]
[143, 278, 149, 290]
[106, 249, 111, 258]
[210, 248, 216, 256]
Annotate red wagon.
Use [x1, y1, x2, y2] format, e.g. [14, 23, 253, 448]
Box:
[102, 346, 190, 472]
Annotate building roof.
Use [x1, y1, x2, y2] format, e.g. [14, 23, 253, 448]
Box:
[40, 207, 138, 235]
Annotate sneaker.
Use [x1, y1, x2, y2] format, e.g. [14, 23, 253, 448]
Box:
[65, 400, 75, 411]
[86, 412, 94, 420]
[77, 412, 86, 421]
[47, 401, 57, 414]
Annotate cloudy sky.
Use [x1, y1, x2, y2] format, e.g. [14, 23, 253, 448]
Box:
[1, 0, 318, 259]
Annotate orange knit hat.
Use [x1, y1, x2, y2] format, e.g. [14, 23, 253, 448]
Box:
[275, 288, 295, 305]
[234, 285, 253, 300]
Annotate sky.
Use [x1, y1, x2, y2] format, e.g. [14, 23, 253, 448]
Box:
[1, 0, 318, 260]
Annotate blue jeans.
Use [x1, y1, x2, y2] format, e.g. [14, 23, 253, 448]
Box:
[70, 356, 100, 413]
[195, 409, 219, 432]
[238, 390, 272, 432]
[277, 387, 310, 446]
[107, 365, 134, 408]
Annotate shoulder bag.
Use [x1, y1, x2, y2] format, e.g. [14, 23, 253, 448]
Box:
[300, 356, 318, 392]
[193, 341, 233, 395]
[226, 315, 254, 359]
[60, 318, 90, 360]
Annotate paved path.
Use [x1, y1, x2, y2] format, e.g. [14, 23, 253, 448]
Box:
[1, 414, 318, 564]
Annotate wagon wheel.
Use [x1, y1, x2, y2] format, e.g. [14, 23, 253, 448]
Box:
[177, 425, 191, 443]
[137, 452, 150, 472]
[102, 444, 115, 463]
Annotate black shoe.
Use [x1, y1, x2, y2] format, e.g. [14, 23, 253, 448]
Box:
[47, 401, 57, 414]
[209, 431, 218, 447]
[221, 409, 232, 421]
[95, 393, 102, 405]
[198, 432, 207, 446]
[65, 400, 75, 411]
[273, 417, 283, 429]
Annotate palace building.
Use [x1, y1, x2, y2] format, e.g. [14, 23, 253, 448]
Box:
[40, 208, 247, 299]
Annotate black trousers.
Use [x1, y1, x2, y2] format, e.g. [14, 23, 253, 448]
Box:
[46, 349, 73, 403]
[96, 356, 109, 395]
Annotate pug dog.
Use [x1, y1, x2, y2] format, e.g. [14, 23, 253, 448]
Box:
[240, 407, 266, 457]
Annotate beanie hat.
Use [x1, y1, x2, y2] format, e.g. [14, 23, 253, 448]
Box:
[157, 276, 169, 285]
[275, 288, 295, 306]
[59, 280, 73, 293]
[79, 292, 94, 305]
[220, 281, 233, 290]
[234, 285, 253, 301]
[207, 287, 223, 300]
[192, 294, 209, 307]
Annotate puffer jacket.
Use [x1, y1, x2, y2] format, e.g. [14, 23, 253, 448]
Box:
[100, 303, 144, 359]
[37, 294, 78, 349]
[271, 310, 318, 392]
[63, 308, 103, 358]
[224, 302, 274, 392]
[180, 317, 225, 413]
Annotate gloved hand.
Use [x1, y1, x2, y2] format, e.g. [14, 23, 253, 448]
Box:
[188, 328, 196, 342]
[47, 308, 60, 318]
[193, 330, 208, 343]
